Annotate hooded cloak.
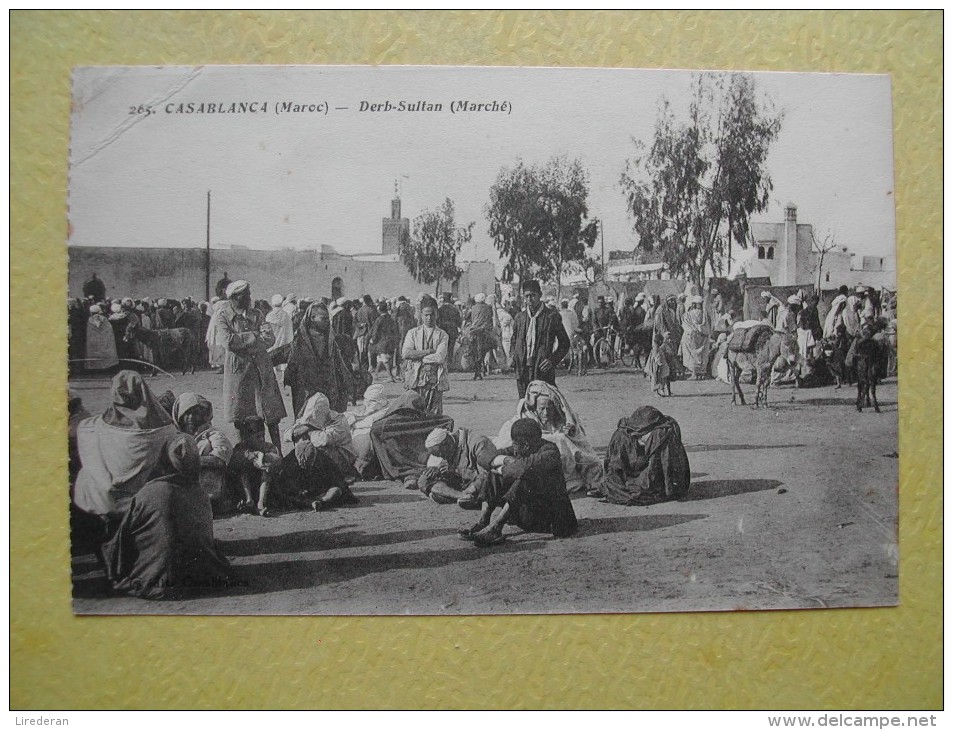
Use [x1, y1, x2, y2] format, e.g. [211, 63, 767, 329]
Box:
[493, 380, 604, 493]
[601, 406, 691, 506]
[101, 433, 234, 599]
[284, 302, 352, 414]
[73, 371, 177, 516]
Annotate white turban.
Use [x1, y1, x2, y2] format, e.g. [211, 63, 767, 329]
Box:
[89, 304, 103, 314]
[110, 302, 122, 313]
[760, 291, 771, 299]
[270, 294, 284, 307]
[336, 297, 348, 306]
[225, 280, 249, 298]
[689, 295, 703, 306]
[787, 293, 802, 305]
[635, 293, 646, 302]
[425, 428, 450, 449]
[474, 293, 486, 303]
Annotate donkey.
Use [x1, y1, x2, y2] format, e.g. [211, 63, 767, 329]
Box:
[852, 323, 889, 413]
[725, 328, 800, 408]
[626, 323, 654, 372]
[125, 322, 197, 375]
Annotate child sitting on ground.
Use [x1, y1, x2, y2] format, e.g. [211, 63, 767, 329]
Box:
[227, 415, 281, 516]
[172, 393, 234, 515]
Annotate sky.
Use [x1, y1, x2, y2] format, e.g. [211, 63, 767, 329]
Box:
[69, 66, 896, 269]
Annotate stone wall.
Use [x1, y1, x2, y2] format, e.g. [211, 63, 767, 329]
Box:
[68, 246, 496, 302]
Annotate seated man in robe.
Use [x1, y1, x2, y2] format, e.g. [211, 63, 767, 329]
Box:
[72, 370, 177, 559]
[343, 383, 391, 479]
[416, 426, 494, 505]
[460, 419, 578, 547]
[279, 392, 359, 511]
[172, 393, 234, 514]
[493, 380, 604, 495]
[227, 415, 282, 516]
[101, 433, 235, 599]
[599, 406, 691, 506]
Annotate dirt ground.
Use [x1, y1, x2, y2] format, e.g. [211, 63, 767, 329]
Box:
[70, 363, 898, 616]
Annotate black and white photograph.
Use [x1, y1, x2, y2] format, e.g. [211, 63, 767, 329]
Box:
[66, 65, 898, 615]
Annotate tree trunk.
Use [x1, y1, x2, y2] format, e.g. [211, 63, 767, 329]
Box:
[727, 210, 733, 276]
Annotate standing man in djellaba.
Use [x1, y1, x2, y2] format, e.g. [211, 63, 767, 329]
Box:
[214, 280, 287, 455]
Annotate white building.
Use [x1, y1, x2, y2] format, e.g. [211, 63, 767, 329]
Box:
[739, 203, 896, 291]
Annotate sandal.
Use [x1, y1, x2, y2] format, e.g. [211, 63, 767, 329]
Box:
[458, 522, 489, 540]
[473, 531, 506, 547]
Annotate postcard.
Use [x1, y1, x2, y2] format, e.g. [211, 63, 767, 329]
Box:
[67, 65, 898, 615]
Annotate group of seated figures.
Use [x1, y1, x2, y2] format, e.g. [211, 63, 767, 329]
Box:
[69, 370, 691, 598]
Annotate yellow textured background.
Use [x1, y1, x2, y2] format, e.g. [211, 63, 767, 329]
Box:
[10, 10, 941, 709]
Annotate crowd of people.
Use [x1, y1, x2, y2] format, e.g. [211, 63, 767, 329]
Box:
[68, 272, 895, 600]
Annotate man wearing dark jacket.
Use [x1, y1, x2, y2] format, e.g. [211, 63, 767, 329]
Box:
[354, 294, 379, 370]
[509, 279, 570, 399]
[437, 292, 462, 371]
[460, 418, 578, 547]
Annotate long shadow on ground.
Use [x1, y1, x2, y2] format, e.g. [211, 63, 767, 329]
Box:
[680, 389, 752, 398]
[686, 444, 805, 452]
[791, 397, 897, 408]
[228, 539, 545, 596]
[681, 479, 782, 501]
[578, 513, 707, 537]
[222, 525, 463, 556]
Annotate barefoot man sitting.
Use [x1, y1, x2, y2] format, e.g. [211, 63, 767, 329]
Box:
[461, 419, 579, 547]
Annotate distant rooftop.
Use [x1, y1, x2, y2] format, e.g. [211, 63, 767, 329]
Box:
[351, 253, 400, 263]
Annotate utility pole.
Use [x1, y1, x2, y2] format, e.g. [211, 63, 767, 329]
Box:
[205, 190, 211, 302]
[600, 218, 605, 284]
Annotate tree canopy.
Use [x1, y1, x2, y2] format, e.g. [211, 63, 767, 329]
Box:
[485, 156, 599, 288]
[398, 198, 473, 295]
[620, 73, 783, 287]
